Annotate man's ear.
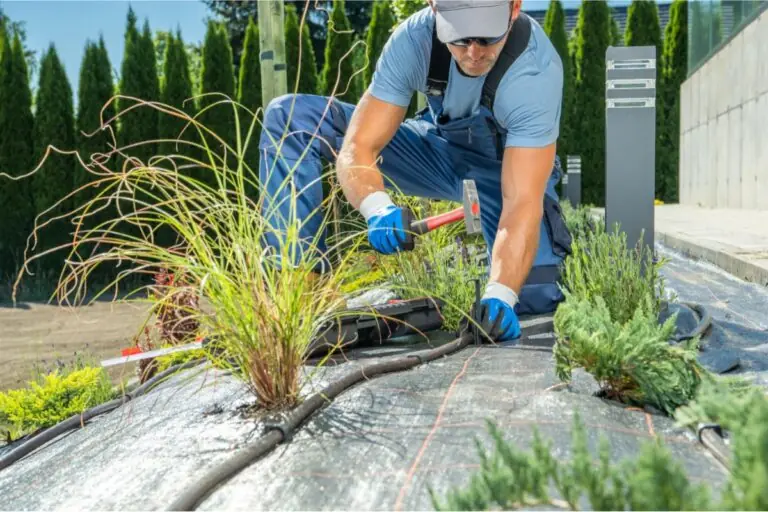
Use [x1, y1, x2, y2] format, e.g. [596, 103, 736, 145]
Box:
[427, 0, 437, 13]
[511, 0, 522, 19]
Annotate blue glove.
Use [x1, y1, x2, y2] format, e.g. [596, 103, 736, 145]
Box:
[472, 282, 521, 342]
[366, 204, 410, 254]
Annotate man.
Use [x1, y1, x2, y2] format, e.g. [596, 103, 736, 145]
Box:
[259, 0, 572, 342]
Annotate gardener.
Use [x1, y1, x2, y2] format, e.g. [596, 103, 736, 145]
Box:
[258, 0, 572, 342]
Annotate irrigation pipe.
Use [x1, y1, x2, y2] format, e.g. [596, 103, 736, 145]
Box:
[166, 333, 475, 511]
[0, 358, 206, 472]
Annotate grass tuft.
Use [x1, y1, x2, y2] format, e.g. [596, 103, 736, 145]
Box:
[374, 196, 488, 333]
[11, 93, 372, 412]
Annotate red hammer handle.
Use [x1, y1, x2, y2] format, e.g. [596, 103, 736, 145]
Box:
[411, 207, 464, 234]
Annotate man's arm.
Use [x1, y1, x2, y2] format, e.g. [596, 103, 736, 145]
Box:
[488, 143, 557, 295]
[335, 91, 407, 210]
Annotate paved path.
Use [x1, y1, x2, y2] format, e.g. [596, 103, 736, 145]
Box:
[593, 204, 768, 286]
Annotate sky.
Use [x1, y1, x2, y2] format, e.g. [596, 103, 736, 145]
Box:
[1, 0, 664, 104]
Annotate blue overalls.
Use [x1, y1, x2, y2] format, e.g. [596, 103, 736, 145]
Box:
[258, 89, 572, 316]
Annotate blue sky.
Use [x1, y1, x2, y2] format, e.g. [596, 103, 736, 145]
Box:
[2, 0, 662, 103]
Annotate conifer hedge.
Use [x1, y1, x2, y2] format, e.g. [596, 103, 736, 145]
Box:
[364, 0, 396, 90]
[285, 4, 319, 95]
[320, 0, 361, 103]
[571, 0, 612, 206]
[0, 28, 35, 279]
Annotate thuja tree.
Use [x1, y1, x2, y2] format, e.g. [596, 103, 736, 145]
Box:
[237, 15, 261, 190]
[660, 0, 687, 203]
[200, 20, 236, 186]
[285, 4, 319, 95]
[74, 36, 116, 283]
[543, 0, 572, 170]
[571, 0, 612, 206]
[320, 0, 361, 102]
[365, 0, 396, 89]
[32, 44, 77, 271]
[625, 0, 665, 202]
[76, 36, 115, 187]
[159, 30, 196, 158]
[0, 28, 35, 280]
[117, 9, 160, 167]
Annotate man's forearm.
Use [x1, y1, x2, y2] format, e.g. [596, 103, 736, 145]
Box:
[336, 142, 386, 210]
[488, 198, 543, 296]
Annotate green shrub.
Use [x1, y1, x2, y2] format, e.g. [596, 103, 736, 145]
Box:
[560, 200, 601, 241]
[431, 413, 713, 511]
[0, 364, 115, 441]
[553, 291, 704, 415]
[560, 223, 667, 326]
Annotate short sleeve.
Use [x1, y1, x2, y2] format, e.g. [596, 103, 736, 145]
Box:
[367, 13, 430, 108]
[494, 54, 564, 148]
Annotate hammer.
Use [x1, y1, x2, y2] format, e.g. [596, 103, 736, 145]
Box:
[401, 179, 482, 250]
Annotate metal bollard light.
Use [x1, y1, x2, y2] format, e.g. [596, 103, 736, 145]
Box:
[566, 155, 582, 207]
[605, 45, 656, 271]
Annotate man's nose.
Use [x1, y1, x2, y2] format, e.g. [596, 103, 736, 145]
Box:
[466, 42, 484, 60]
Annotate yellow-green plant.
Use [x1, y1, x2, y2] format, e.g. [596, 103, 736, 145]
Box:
[11, 93, 372, 412]
[0, 365, 114, 441]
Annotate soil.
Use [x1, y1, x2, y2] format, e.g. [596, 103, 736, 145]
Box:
[0, 299, 153, 392]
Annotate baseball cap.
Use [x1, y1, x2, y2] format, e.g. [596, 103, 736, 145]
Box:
[432, 0, 512, 44]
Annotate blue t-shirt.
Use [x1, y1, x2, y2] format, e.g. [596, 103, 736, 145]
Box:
[367, 7, 563, 148]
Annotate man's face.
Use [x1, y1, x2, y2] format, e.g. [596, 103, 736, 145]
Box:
[446, 34, 509, 76]
[432, 0, 521, 77]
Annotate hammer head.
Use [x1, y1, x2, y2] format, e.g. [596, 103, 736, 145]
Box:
[462, 179, 482, 235]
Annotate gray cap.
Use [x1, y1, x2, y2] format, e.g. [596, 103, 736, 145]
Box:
[433, 0, 511, 43]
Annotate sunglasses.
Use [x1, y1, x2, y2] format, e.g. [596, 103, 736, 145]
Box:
[448, 18, 513, 47]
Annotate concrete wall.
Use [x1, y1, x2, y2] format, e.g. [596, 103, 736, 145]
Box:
[679, 9, 768, 210]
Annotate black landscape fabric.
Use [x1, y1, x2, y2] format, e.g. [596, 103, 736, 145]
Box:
[0, 243, 764, 510]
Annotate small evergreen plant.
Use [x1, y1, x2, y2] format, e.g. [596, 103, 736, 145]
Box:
[553, 291, 704, 415]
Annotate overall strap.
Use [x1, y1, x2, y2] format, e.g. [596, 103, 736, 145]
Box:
[426, 19, 452, 96]
[481, 13, 532, 110]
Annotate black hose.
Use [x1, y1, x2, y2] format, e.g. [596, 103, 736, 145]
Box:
[0, 358, 206, 472]
[697, 423, 731, 471]
[677, 302, 713, 342]
[166, 334, 473, 511]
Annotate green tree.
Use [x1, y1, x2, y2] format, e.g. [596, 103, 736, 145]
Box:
[74, 36, 117, 281]
[660, 0, 688, 203]
[572, 0, 612, 206]
[0, 28, 35, 279]
[365, 0, 396, 89]
[610, 9, 622, 45]
[159, 30, 196, 157]
[200, 20, 236, 184]
[237, 16, 262, 203]
[117, 8, 160, 167]
[320, 0, 361, 102]
[76, 36, 116, 179]
[625, 0, 665, 201]
[543, 0, 573, 175]
[285, 4, 319, 95]
[391, 0, 425, 23]
[31, 44, 77, 270]
[238, 17, 261, 113]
